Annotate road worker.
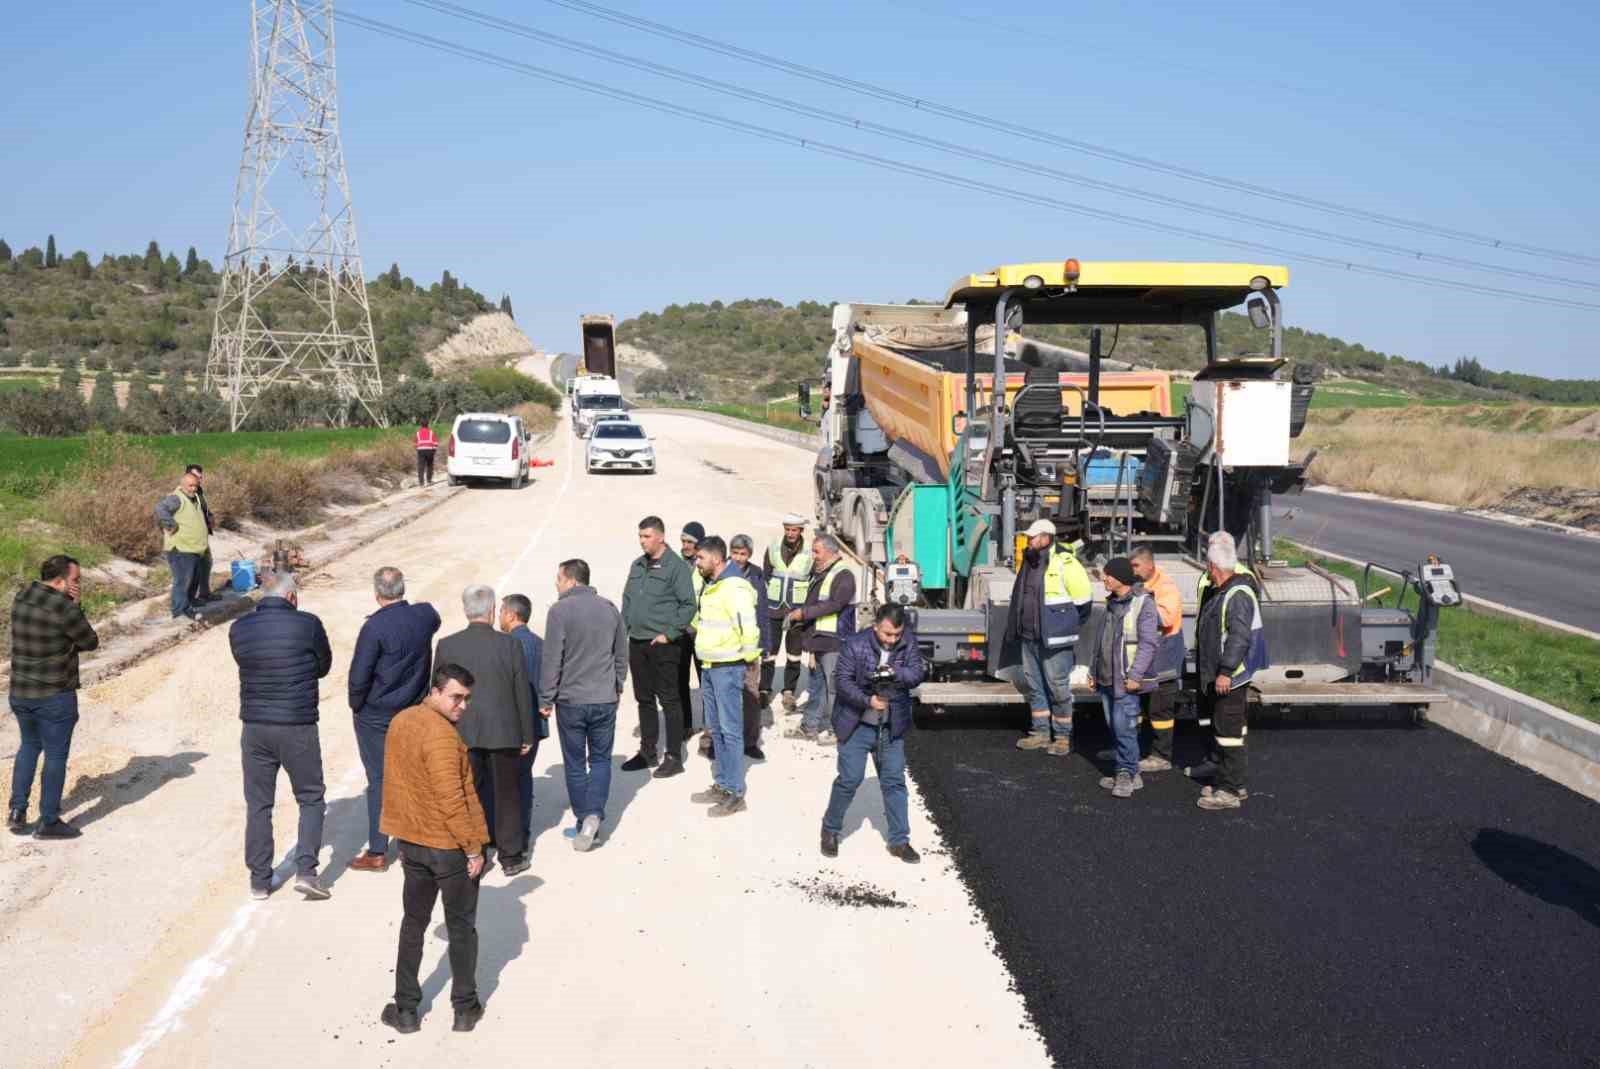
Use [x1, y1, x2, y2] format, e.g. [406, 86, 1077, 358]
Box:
[1192, 534, 1268, 811]
[760, 513, 813, 715]
[688, 536, 762, 817]
[1005, 519, 1092, 755]
[1192, 531, 1255, 738]
[414, 423, 439, 487]
[785, 533, 855, 744]
[1129, 545, 1185, 772]
[678, 521, 707, 753]
[1093, 557, 1160, 798]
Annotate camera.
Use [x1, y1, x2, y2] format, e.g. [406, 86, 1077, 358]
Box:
[869, 665, 898, 698]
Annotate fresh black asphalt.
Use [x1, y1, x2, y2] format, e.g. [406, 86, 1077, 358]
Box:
[1276, 490, 1599, 633]
[906, 712, 1600, 1068]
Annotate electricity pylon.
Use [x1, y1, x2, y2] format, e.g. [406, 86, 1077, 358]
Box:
[205, 0, 385, 431]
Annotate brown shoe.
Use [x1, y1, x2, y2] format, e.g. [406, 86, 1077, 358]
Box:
[1046, 738, 1071, 757]
[348, 851, 387, 872]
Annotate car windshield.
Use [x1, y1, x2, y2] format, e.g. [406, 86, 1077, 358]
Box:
[457, 419, 511, 444]
[579, 394, 624, 410]
[595, 424, 645, 439]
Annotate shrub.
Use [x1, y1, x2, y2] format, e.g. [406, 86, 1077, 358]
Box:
[466, 366, 560, 408]
[225, 453, 326, 527]
[48, 438, 168, 561]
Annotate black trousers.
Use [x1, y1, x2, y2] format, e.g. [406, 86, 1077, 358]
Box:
[1143, 683, 1178, 760]
[416, 449, 435, 486]
[468, 748, 522, 860]
[741, 661, 763, 748]
[394, 840, 479, 1013]
[676, 635, 698, 736]
[1201, 685, 1249, 793]
[758, 619, 805, 697]
[629, 637, 686, 760]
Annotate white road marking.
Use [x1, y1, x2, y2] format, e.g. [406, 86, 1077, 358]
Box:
[495, 418, 577, 593]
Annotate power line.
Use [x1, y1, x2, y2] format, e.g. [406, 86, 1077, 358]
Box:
[331, 11, 1600, 312]
[526, 0, 1600, 269]
[394, 0, 1599, 293]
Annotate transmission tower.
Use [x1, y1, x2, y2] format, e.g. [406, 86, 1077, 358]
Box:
[206, 0, 385, 431]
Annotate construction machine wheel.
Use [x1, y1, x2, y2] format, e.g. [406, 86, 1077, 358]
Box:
[852, 504, 873, 561]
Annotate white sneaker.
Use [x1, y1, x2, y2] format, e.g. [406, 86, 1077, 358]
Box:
[573, 814, 601, 852]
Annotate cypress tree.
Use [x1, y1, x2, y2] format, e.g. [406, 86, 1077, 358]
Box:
[0, 237, 11, 262]
[184, 246, 200, 276]
[499, 294, 514, 318]
[144, 240, 163, 272]
[45, 234, 58, 268]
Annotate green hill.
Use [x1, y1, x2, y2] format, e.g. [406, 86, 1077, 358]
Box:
[620, 297, 1589, 406]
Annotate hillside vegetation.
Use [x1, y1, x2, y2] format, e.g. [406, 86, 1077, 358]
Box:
[616, 296, 1590, 406]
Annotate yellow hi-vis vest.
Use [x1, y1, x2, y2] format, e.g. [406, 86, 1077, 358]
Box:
[163, 488, 209, 554]
[691, 568, 705, 599]
[693, 570, 761, 666]
[1219, 583, 1267, 684]
[812, 561, 847, 635]
[1197, 562, 1255, 603]
[765, 539, 813, 608]
[1042, 544, 1093, 648]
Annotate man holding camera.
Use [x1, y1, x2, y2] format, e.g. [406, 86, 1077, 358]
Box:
[819, 603, 926, 863]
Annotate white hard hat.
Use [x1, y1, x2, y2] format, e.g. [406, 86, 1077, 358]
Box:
[1023, 519, 1056, 538]
[781, 512, 809, 527]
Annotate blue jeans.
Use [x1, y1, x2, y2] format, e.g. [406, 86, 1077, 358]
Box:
[1020, 640, 1074, 737]
[353, 717, 389, 855]
[167, 550, 203, 618]
[1100, 688, 1141, 774]
[9, 691, 80, 823]
[702, 663, 748, 797]
[822, 722, 910, 847]
[556, 702, 616, 823]
[801, 651, 839, 735]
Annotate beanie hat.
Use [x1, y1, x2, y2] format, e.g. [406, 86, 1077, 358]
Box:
[681, 521, 706, 542]
[1104, 557, 1136, 587]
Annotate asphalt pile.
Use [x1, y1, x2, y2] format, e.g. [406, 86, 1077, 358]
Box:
[907, 713, 1600, 1067]
[788, 875, 909, 910]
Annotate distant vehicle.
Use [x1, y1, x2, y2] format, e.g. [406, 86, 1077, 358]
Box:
[585, 420, 655, 475]
[586, 411, 633, 436]
[579, 314, 617, 378]
[446, 412, 532, 489]
[572, 376, 625, 437]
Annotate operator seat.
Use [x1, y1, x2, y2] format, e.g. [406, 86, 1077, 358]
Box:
[1011, 368, 1063, 440]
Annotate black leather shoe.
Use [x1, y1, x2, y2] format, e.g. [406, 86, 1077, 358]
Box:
[453, 1002, 485, 1032]
[821, 831, 839, 858]
[7, 808, 28, 835]
[34, 819, 81, 840]
[887, 843, 921, 864]
[620, 752, 658, 772]
[501, 854, 531, 877]
[744, 745, 766, 761]
[381, 1003, 420, 1034]
[652, 755, 686, 779]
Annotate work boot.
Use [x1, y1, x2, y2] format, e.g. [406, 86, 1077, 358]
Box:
[621, 751, 658, 772]
[1139, 755, 1174, 773]
[1200, 785, 1249, 802]
[501, 854, 532, 876]
[381, 1003, 421, 1035]
[690, 785, 731, 804]
[33, 819, 81, 840]
[820, 830, 840, 858]
[887, 843, 921, 864]
[708, 794, 748, 818]
[1046, 737, 1071, 757]
[1015, 734, 1051, 752]
[7, 807, 28, 835]
[453, 1002, 485, 1033]
[1197, 789, 1243, 811]
[1099, 771, 1145, 796]
[653, 754, 686, 779]
[781, 691, 798, 715]
[293, 874, 331, 900]
[573, 815, 601, 853]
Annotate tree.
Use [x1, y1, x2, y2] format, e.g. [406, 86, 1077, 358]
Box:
[45, 234, 58, 269]
[89, 369, 121, 428]
[144, 240, 163, 273]
[0, 237, 11, 262]
[499, 294, 514, 318]
[184, 246, 201, 276]
[68, 250, 92, 280]
[59, 360, 83, 395]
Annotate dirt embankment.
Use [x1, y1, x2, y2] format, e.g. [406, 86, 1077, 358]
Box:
[424, 311, 538, 374]
[1300, 405, 1600, 530]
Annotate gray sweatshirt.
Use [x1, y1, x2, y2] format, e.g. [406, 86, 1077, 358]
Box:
[538, 585, 628, 706]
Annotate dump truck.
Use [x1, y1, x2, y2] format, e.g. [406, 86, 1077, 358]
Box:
[579, 313, 618, 377]
[811, 261, 1458, 715]
[571, 314, 624, 436]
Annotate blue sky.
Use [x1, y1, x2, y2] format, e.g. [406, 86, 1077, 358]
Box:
[3, 0, 1597, 377]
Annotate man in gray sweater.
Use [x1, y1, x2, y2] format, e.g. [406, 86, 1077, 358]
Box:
[539, 559, 628, 853]
[435, 585, 533, 875]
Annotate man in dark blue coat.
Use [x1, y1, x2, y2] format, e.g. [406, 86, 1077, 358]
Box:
[819, 603, 926, 864]
[228, 572, 333, 900]
[499, 592, 547, 857]
[346, 566, 442, 871]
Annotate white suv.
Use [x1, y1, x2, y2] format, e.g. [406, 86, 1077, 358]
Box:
[585, 420, 655, 474]
[447, 412, 531, 488]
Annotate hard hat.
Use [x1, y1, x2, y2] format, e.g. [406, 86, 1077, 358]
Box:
[1023, 519, 1056, 538]
[781, 512, 809, 527]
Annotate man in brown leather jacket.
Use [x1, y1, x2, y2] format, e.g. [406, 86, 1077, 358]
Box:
[379, 664, 491, 1036]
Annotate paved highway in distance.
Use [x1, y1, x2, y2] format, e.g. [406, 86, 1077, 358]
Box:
[1276, 488, 1599, 634]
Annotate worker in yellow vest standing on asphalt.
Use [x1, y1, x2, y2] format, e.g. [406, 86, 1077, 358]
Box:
[1191, 532, 1268, 811]
[154, 469, 211, 621]
[688, 536, 762, 818]
[1005, 519, 1093, 754]
[760, 513, 813, 715]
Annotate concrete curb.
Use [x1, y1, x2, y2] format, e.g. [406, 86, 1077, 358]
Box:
[1428, 661, 1600, 804]
[644, 408, 822, 452]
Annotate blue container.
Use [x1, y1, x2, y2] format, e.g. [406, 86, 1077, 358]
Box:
[1083, 451, 1144, 487]
[230, 559, 258, 593]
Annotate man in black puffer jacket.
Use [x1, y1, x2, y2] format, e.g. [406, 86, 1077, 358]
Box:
[229, 572, 334, 901]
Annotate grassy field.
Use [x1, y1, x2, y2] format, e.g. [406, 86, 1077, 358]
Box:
[0, 427, 405, 497]
[1281, 542, 1599, 723]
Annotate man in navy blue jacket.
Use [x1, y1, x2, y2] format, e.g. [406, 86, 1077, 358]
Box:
[819, 603, 926, 864]
[229, 572, 333, 900]
[499, 592, 546, 858]
[347, 567, 442, 871]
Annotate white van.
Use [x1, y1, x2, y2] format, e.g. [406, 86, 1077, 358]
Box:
[447, 412, 531, 489]
[572, 376, 625, 437]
